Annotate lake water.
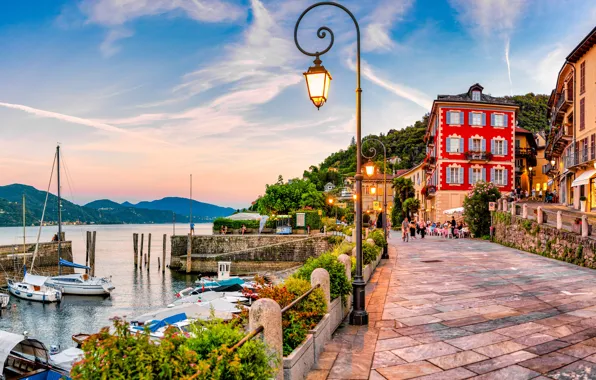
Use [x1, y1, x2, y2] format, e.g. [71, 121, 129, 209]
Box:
[0, 223, 212, 349]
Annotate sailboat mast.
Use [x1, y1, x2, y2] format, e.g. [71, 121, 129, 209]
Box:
[57, 145, 62, 275]
[189, 174, 192, 234]
[22, 194, 26, 255]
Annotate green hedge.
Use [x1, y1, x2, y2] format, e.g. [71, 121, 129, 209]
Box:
[369, 229, 387, 248]
[213, 218, 260, 231]
[363, 243, 381, 265]
[293, 253, 351, 300]
[289, 210, 322, 230]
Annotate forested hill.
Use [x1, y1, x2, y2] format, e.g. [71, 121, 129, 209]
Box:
[303, 93, 549, 191]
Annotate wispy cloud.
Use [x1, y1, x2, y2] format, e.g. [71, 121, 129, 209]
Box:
[363, 0, 414, 52]
[75, 0, 245, 56]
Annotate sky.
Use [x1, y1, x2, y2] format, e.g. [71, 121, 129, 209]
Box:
[0, 0, 595, 209]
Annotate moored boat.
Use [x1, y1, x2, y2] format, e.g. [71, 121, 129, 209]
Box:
[46, 269, 114, 296]
[7, 274, 62, 303]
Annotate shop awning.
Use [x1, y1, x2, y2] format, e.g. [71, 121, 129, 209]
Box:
[571, 169, 596, 187]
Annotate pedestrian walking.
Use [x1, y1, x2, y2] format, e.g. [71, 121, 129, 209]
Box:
[401, 217, 409, 242]
[450, 216, 456, 238]
[409, 219, 417, 239]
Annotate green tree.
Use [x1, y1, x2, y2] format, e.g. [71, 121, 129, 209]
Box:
[256, 178, 324, 215]
[402, 198, 421, 220]
[391, 177, 415, 226]
[505, 93, 550, 132]
[463, 181, 502, 237]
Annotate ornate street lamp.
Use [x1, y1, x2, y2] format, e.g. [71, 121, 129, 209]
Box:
[295, 1, 368, 325]
[363, 137, 389, 259]
[304, 58, 332, 109]
[364, 160, 375, 177]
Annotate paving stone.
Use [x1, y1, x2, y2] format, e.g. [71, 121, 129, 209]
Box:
[446, 332, 509, 350]
[473, 341, 527, 358]
[560, 328, 596, 344]
[372, 350, 406, 369]
[410, 328, 473, 343]
[524, 340, 570, 355]
[305, 369, 329, 380]
[493, 322, 549, 338]
[413, 367, 476, 380]
[396, 315, 443, 326]
[518, 352, 578, 373]
[465, 350, 537, 374]
[547, 360, 596, 379]
[394, 323, 448, 336]
[441, 315, 488, 328]
[512, 333, 556, 346]
[313, 351, 338, 370]
[469, 365, 540, 380]
[375, 361, 442, 380]
[378, 328, 401, 340]
[557, 343, 596, 358]
[391, 342, 461, 363]
[375, 336, 420, 352]
[427, 350, 488, 370]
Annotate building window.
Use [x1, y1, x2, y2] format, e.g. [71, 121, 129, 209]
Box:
[493, 114, 504, 127]
[492, 168, 507, 186]
[472, 90, 481, 101]
[447, 167, 462, 184]
[580, 61, 586, 94]
[494, 140, 504, 155]
[472, 138, 482, 151]
[449, 111, 461, 125]
[447, 137, 462, 153]
[580, 98, 585, 130]
[471, 113, 482, 126]
[471, 168, 482, 184]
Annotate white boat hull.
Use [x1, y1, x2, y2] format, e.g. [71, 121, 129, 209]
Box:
[46, 274, 115, 296]
[48, 283, 110, 296]
[7, 282, 62, 303]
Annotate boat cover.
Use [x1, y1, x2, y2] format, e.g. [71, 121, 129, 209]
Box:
[59, 258, 90, 270]
[196, 277, 245, 287]
[24, 273, 50, 287]
[133, 304, 233, 324]
[146, 313, 187, 332]
[0, 330, 48, 374]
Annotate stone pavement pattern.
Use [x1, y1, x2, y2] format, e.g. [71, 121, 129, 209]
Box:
[307, 235, 596, 379]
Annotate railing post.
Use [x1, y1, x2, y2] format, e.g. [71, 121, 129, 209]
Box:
[497, 200, 502, 211]
[510, 202, 516, 217]
[557, 211, 563, 230]
[537, 207, 543, 224]
[338, 253, 352, 314]
[311, 268, 330, 310]
[249, 299, 283, 380]
[582, 215, 589, 238]
[522, 204, 528, 219]
[502, 199, 508, 212]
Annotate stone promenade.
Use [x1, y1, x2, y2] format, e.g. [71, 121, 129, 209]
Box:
[307, 235, 596, 379]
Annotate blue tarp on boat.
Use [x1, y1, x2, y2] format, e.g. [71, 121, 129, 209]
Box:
[58, 258, 90, 270]
[132, 313, 187, 333]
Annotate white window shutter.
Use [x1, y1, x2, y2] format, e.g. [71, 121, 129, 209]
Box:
[504, 141, 508, 155]
[469, 168, 473, 184]
[482, 168, 486, 182]
[491, 114, 495, 127]
[446, 111, 451, 124]
[446, 137, 451, 152]
[468, 138, 473, 151]
[504, 169, 508, 185]
[504, 114, 509, 127]
[481, 139, 486, 152]
[491, 168, 495, 183]
[459, 138, 464, 153]
[446, 167, 452, 183]
[459, 168, 463, 184]
[481, 113, 486, 126]
[491, 139, 495, 153]
[468, 112, 473, 125]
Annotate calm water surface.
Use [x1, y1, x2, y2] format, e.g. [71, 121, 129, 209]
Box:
[0, 223, 212, 349]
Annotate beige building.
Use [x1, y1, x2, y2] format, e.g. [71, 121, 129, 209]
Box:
[396, 162, 426, 218]
[545, 26, 596, 211]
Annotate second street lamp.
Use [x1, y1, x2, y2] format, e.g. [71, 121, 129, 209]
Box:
[295, 1, 368, 326]
[363, 137, 389, 259]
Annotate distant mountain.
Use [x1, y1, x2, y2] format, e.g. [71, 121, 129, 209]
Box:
[127, 197, 235, 220]
[0, 184, 188, 227]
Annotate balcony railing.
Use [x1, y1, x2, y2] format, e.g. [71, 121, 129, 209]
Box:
[515, 147, 535, 158]
[465, 151, 493, 161]
[515, 164, 525, 173]
[542, 163, 557, 175]
[564, 145, 596, 169]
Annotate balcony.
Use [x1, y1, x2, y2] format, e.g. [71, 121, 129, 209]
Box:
[465, 151, 493, 162]
[542, 163, 556, 175]
[515, 147, 536, 158]
[422, 185, 436, 198]
[565, 145, 596, 170]
[515, 164, 525, 173]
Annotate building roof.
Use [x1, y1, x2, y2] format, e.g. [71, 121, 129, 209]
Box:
[515, 126, 533, 135]
[436, 83, 517, 106]
[396, 162, 424, 178]
[566, 26, 596, 63]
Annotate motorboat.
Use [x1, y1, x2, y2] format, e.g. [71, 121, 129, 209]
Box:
[49, 346, 83, 373]
[0, 293, 9, 309]
[0, 330, 71, 380]
[46, 267, 114, 296]
[7, 274, 62, 303]
[131, 303, 236, 327]
[170, 290, 249, 308]
[194, 276, 245, 288]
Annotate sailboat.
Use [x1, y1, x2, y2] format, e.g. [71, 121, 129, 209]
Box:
[7, 194, 63, 303]
[43, 146, 115, 296]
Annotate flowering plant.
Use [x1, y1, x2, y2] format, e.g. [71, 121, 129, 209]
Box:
[463, 181, 502, 237]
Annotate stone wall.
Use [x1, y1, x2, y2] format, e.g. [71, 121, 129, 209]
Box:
[169, 235, 334, 273]
[0, 241, 74, 285]
[493, 211, 596, 267]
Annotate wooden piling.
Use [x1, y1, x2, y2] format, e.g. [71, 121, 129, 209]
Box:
[140, 233, 144, 266]
[86, 231, 91, 269]
[144, 254, 147, 266]
[158, 257, 161, 269]
[133, 233, 138, 268]
[162, 234, 166, 274]
[147, 233, 151, 270]
[90, 231, 97, 277]
[186, 233, 192, 273]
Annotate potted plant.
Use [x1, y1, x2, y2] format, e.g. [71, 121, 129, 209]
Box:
[580, 196, 587, 212]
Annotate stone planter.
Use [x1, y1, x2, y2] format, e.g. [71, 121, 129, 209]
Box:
[573, 223, 581, 234]
[283, 334, 315, 380]
[581, 201, 587, 212]
[328, 297, 344, 332]
[309, 314, 331, 359]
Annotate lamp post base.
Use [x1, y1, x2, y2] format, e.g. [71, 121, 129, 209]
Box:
[381, 245, 389, 259]
[349, 278, 368, 325]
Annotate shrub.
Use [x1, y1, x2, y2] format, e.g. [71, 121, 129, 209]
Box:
[290, 210, 322, 230]
[71, 317, 276, 380]
[293, 253, 351, 300]
[213, 218, 260, 231]
[369, 229, 387, 248]
[342, 226, 353, 236]
[255, 278, 326, 356]
[330, 242, 354, 257]
[363, 243, 381, 265]
[326, 235, 344, 245]
[463, 181, 501, 237]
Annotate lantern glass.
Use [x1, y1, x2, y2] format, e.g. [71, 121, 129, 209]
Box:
[328, 198, 333, 204]
[370, 186, 376, 195]
[364, 162, 375, 177]
[551, 159, 556, 166]
[304, 65, 331, 109]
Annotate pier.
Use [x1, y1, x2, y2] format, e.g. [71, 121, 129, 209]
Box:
[0, 241, 74, 285]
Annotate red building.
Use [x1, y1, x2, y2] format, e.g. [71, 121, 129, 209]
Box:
[422, 84, 519, 221]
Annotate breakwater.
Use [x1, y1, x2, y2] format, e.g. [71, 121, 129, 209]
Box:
[169, 235, 333, 274]
[0, 241, 74, 285]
